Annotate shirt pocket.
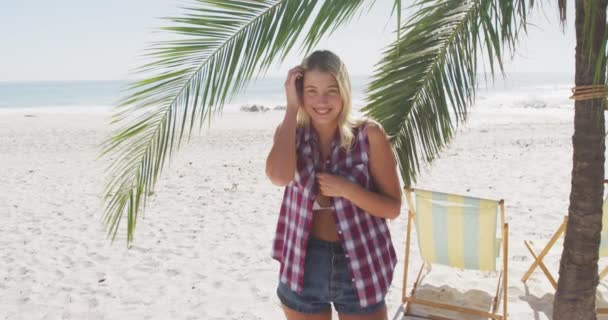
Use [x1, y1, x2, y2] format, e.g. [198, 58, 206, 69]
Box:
[294, 161, 315, 189]
[339, 163, 369, 188]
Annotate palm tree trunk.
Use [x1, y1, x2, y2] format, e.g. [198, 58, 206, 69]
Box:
[553, 0, 607, 318]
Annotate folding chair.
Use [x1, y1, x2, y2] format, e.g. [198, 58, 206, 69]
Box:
[396, 188, 509, 320]
[521, 179, 608, 313]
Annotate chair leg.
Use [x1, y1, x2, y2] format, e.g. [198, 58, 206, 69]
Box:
[405, 262, 426, 315]
[403, 208, 414, 304]
[600, 266, 608, 280]
[597, 307, 608, 314]
[504, 223, 509, 320]
[521, 217, 567, 284]
[391, 304, 405, 320]
[492, 271, 503, 314]
[523, 240, 558, 290]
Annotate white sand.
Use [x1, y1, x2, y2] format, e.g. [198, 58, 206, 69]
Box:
[0, 106, 606, 319]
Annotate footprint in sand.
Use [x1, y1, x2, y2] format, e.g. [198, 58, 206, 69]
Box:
[230, 251, 249, 262]
[194, 272, 207, 280]
[510, 287, 524, 297]
[142, 257, 160, 268]
[88, 252, 108, 262]
[18, 266, 31, 276]
[88, 298, 99, 308]
[250, 284, 269, 302]
[225, 307, 236, 317]
[80, 259, 95, 268]
[212, 281, 222, 289]
[129, 245, 151, 254]
[165, 269, 180, 277]
[512, 254, 528, 262]
[54, 269, 65, 278]
[177, 244, 194, 252]
[61, 254, 74, 266]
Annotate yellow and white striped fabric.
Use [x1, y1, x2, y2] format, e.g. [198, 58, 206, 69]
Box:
[414, 189, 500, 271]
[600, 196, 608, 257]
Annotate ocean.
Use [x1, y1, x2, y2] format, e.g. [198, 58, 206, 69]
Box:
[0, 73, 574, 113]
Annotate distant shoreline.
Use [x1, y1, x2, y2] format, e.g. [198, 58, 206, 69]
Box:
[0, 71, 575, 84]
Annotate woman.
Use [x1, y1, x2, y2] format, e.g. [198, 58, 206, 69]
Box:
[265, 50, 402, 320]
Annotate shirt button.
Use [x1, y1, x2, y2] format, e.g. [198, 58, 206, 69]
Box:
[351, 278, 355, 282]
[345, 254, 349, 258]
[338, 231, 342, 234]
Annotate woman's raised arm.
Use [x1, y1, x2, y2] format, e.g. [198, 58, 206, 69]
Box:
[265, 67, 303, 186]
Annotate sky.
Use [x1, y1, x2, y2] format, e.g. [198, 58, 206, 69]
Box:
[0, 1, 575, 82]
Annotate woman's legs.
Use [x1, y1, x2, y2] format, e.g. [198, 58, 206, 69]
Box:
[337, 305, 387, 320]
[278, 237, 334, 319]
[329, 249, 388, 320]
[281, 302, 388, 320]
[282, 303, 332, 320]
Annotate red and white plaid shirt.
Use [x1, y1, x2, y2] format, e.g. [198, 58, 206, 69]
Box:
[271, 120, 398, 308]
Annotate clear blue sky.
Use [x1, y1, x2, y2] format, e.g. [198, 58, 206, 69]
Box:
[0, 1, 574, 82]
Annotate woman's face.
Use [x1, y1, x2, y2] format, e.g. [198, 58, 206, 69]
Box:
[301, 69, 343, 126]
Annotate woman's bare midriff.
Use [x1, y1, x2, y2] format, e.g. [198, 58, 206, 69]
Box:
[311, 149, 341, 242]
[310, 193, 340, 242]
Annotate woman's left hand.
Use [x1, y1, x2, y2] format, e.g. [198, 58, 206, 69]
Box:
[316, 173, 356, 198]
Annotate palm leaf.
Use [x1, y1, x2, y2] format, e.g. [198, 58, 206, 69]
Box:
[559, 1, 607, 104]
[98, 0, 373, 245]
[362, 0, 534, 186]
[302, 0, 371, 53]
[558, 0, 566, 24]
[392, 0, 403, 53]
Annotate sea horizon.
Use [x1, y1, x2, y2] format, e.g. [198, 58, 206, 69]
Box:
[0, 72, 575, 111]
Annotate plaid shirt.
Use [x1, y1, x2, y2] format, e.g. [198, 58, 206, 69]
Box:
[271, 120, 398, 308]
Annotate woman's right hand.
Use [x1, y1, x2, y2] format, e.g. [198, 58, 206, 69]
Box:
[284, 66, 303, 112]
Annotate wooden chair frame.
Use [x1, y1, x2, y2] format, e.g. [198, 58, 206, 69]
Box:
[521, 179, 608, 314]
[398, 187, 509, 320]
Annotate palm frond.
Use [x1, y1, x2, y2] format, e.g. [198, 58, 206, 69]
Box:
[362, 0, 534, 186]
[301, 0, 369, 54]
[583, 0, 608, 86]
[99, 0, 372, 245]
[392, 0, 403, 54]
[572, 0, 608, 89]
[558, 0, 566, 24]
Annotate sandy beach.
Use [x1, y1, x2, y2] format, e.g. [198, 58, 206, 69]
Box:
[1, 106, 606, 319]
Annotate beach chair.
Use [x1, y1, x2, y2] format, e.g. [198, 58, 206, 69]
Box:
[521, 179, 608, 313]
[395, 188, 508, 320]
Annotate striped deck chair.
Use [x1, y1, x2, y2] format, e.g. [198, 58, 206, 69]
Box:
[521, 179, 608, 313]
[395, 188, 508, 320]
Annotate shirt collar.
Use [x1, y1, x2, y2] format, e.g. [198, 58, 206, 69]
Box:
[302, 124, 340, 149]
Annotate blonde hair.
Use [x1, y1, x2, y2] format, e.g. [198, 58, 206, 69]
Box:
[296, 50, 365, 151]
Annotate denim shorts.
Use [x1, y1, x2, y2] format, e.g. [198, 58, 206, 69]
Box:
[276, 235, 386, 315]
